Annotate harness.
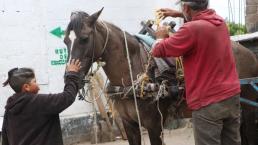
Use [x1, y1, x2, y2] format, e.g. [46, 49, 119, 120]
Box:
[76, 19, 184, 104]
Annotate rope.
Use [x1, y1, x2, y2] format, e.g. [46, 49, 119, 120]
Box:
[80, 61, 106, 103]
[176, 57, 184, 82]
[155, 10, 165, 26]
[157, 99, 165, 145]
[139, 53, 152, 98]
[123, 30, 145, 145]
[156, 81, 166, 145]
[99, 21, 110, 57]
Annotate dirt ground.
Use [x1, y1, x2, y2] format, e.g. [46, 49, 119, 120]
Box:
[77, 125, 195, 145]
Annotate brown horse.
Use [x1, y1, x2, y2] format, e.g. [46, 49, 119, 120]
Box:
[64, 9, 258, 145]
[64, 9, 177, 145]
[232, 41, 258, 145]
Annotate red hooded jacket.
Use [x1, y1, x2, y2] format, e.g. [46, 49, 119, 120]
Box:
[152, 9, 240, 110]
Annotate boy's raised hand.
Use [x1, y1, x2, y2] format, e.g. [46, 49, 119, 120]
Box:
[66, 59, 81, 72]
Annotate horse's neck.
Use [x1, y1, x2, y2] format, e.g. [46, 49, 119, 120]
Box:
[101, 24, 147, 86]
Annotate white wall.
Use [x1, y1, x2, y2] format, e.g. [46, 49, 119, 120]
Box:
[210, 0, 246, 24]
[0, 0, 177, 117]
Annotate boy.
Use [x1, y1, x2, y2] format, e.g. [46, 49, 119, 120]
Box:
[2, 59, 81, 145]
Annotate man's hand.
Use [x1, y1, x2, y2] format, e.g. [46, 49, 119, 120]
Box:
[157, 8, 183, 19]
[66, 59, 81, 72]
[155, 26, 169, 39]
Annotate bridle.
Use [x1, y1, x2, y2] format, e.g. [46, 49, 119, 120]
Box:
[80, 21, 108, 81]
[90, 21, 110, 63]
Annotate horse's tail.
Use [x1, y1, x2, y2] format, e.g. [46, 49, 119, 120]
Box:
[255, 57, 258, 77]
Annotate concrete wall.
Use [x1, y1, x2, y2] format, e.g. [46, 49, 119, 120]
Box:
[61, 115, 93, 145]
[246, 0, 258, 32]
[0, 115, 91, 145]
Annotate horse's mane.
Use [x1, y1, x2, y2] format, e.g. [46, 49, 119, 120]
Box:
[104, 22, 122, 32]
[65, 10, 140, 57]
[66, 11, 125, 37]
[66, 11, 90, 36]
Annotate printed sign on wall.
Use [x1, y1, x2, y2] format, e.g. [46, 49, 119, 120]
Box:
[50, 26, 67, 66]
[51, 48, 68, 65]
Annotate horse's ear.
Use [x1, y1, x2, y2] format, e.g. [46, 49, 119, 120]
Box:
[89, 7, 104, 26]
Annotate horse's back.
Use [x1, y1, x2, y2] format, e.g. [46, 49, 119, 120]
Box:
[232, 41, 258, 78]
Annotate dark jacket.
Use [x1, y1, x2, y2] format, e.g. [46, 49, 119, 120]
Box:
[2, 72, 79, 145]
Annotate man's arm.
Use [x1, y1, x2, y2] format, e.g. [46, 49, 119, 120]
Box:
[158, 8, 184, 18]
[157, 8, 187, 22]
[152, 25, 195, 57]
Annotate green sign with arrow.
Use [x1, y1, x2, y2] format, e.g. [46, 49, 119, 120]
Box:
[50, 27, 65, 38]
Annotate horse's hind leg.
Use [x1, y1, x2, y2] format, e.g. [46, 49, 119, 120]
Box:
[122, 119, 141, 145]
[147, 126, 163, 145]
[241, 109, 258, 145]
[240, 86, 258, 145]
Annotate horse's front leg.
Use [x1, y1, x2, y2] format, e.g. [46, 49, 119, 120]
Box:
[122, 119, 141, 145]
[147, 124, 163, 145]
[144, 102, 167, 145]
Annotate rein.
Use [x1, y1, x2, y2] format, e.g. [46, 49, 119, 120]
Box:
[99, 22, 110, 58]
[87, 21, 110, 74]
[93, 21, 110, 61]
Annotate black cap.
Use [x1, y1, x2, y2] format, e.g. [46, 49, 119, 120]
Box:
[181, 0, 207, 2]
[176, 0, 208, 5]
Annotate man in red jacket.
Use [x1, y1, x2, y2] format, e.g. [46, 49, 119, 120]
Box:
[152, 0, 241, 145]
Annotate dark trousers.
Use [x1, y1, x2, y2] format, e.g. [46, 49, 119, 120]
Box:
[192, 95, 241, 145]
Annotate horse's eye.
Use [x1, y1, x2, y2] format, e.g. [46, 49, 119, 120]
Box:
[64, 36, 71, 45]
[79, 37, 88, 44]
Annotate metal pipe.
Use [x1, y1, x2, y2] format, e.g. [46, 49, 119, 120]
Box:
[250, 81, 258, 92]
[240, 97, 258, 108]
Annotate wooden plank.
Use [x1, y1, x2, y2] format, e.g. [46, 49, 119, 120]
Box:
[91, 75, 113, 133]
[94, 72, 127, 140]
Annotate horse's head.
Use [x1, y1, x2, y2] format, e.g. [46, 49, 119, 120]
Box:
[64, 8, 105, 88]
